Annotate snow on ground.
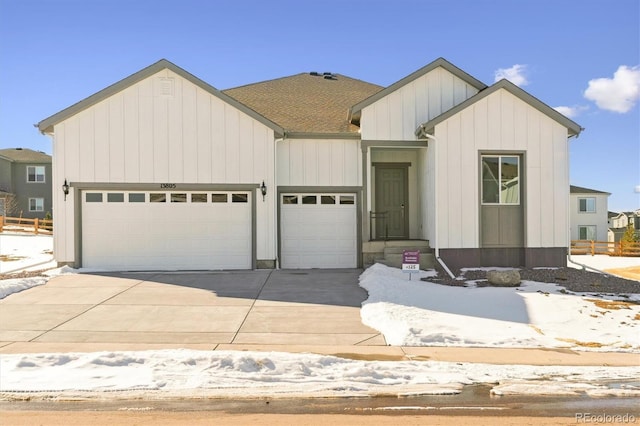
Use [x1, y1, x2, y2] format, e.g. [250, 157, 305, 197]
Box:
[568, 254, 640, 271]
[359, 264, 640, 352]
[1, 234, 640, 399]
[0, 233, 56, 274]
[1, 349, 639, 399]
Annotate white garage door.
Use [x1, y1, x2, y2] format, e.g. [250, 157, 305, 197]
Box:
[281, 193, 357, 268]
[82, 191, 252, 270]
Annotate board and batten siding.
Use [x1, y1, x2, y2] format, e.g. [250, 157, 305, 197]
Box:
[277, 138, 361, 186]
[360, 67, 479, 141]
[52, 69, 277, 264]
[428, 88, 571, 250]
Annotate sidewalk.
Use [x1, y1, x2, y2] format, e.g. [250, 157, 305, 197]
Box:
[1, 269, 638, 366]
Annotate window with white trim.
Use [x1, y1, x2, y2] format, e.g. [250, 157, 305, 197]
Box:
[27, 166, 45, 183]
[481, 155, 520, 204]
[578, 225, 596, 240]
[29, 198, 44, 211]
[578, 197, 596, 213]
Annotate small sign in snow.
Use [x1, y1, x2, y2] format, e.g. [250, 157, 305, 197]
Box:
[402, 250, 420, 273]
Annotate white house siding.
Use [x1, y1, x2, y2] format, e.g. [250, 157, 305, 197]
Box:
[277, 138, 361, 186]
[51, 69, 276, 265]
[360, 67, 479, 141]
[429, 88, 570, 250]
[570, 193, 609, 241]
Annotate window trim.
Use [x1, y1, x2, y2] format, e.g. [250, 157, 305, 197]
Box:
[578, 197, 596, 213]
[29, 197, 44, 211]
[27, 165, 46, 183]
[578, 225, 597, 240]
[481, 155, 521, 205]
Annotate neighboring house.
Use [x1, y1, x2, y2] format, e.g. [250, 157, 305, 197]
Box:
[0, 148, 52, 219]
[608, 210, 640, 242]
[569, 185, 610, 242]
[37, 58, 582, 271]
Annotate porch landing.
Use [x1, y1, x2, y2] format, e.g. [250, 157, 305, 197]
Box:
[362, 240, 435, 270]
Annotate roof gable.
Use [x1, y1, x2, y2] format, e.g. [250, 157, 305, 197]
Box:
[417, 79, 583, 137]
[349, 57, 487, 124]
[38, 59, 284, 137]
[223, 73, 382, 134]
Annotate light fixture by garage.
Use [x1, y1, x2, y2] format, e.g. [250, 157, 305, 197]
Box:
[62, 179, 70, 201]
[260, 181, 267, 201]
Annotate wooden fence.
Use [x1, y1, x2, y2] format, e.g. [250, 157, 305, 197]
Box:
[0, 216, 53, 235]
[570, 240, 640, 257]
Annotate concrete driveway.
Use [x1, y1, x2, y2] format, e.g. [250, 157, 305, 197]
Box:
[3, 269, 639, 366]
[0, 269, 387, 355]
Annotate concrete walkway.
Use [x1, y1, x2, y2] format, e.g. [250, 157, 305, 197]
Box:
[0, 269, 638, 366]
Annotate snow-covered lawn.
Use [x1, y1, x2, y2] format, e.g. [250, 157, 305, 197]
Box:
[360, 264, 640, 352]
[1, 234, 639, 399]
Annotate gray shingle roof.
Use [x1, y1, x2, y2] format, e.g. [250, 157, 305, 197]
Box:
[570, 185, 610, 195]
[0, 148, 51, 163]
[223, 73, 382, 134]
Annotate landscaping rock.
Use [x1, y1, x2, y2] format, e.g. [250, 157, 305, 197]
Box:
[486, 270, 521, 286]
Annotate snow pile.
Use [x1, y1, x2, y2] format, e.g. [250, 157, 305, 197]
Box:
[1, 349, 639, 399]
[359, 264, 640, 352]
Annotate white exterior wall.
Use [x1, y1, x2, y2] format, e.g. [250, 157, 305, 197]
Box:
[277, 138, 361, 186]
[427, 88, 571, 249]
[360, 67, 479, 141]
[51, 69, 276, 264]
[570, 193, 609, 241]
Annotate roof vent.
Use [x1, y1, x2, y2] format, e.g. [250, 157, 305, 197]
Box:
[323, 74, 337, 80]
[310, 71, 320, 76]
[15, 148, 22, 150]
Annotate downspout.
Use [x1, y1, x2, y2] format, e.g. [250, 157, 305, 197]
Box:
[274, 135, 283, 269]
[421, 129, 456, 279]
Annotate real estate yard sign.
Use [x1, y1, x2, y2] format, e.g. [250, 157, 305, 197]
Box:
[402, 250, 420, 279]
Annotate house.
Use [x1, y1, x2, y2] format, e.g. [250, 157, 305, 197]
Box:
[608, 209, 640, 242]
[37, 58, 582, 271]
[569, 185, 610, 242]
[0, 148, 52, 219]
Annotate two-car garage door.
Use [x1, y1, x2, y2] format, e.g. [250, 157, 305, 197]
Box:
[81, 190, 252, 271]
[280, 193, 358, 268]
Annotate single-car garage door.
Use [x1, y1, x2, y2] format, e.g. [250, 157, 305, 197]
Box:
[82, 190, 252, 270]
[280, 193, 357, 268]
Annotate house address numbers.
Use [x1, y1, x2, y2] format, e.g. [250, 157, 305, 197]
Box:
[160, 183, 177, 189]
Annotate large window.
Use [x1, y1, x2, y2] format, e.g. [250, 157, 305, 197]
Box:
[578, 225, 596, 240]
[29, 198, 44, 211]
[27, 166, 45, 183]
[482, 155, 520, 204]
[578, 197, 596, 213]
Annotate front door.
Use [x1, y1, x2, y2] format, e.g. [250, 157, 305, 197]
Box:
[375, 166, 408, 239]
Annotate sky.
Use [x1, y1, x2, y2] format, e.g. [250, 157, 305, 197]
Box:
[0, 0, 638, 212]
[1, 234, 639, 399]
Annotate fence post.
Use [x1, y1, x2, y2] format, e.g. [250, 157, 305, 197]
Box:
[620, 240, 624, 257]
[0, 216, 3, 232]
[34, 218, 39, 235]
[590, 240, 594, 256]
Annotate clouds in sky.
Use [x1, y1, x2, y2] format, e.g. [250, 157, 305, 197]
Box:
[494, 64, 528, 86]
[584, 65, 640, 113]
[553, 105, 588, 119]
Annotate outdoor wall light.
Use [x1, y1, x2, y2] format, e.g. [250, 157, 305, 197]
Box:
[62, 179, 70, 201]
[260, 181, 267, 201]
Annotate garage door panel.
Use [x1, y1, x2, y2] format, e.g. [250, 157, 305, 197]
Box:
[82, 191, 252, 270]
[281, 193, 357, 269]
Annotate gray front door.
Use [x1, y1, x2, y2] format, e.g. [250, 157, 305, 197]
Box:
[375, 166, 408, 239]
